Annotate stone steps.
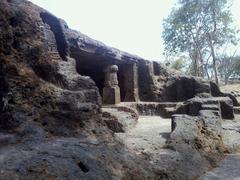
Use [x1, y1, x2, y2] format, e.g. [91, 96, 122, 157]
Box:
[119, 102, 182, 118]
[201, 104, 219, 111]
[181, 97, 234, 119]
[115, 116, 171, 153]
[102, 106, 138, 132]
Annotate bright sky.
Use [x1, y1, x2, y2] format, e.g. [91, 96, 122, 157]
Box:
[29, 0, 240, 61]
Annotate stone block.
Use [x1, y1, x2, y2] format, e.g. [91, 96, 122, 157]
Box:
[103, 87, 120, 105]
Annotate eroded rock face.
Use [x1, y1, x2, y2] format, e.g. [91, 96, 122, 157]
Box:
[175, 97, 234, 119]
[0, 0, 159, 179]
[102, 106, 138, 132]
[160, 75, 211, 102]
[0, 1, 102, 137]
[136, 60, 212, 102]
[0, 0, 238, 179]
[169, 112, 226, 178]
[210, 82, 240, 106]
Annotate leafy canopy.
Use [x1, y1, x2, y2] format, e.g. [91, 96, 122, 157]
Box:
[162, 0, 236, 55]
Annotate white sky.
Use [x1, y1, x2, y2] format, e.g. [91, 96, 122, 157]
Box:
[29, 0, 240, 61]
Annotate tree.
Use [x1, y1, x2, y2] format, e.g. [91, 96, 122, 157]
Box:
[218, 55, 239, 84]
[170, 58, 185, 71]
[162, 0, 237, 84]
[217, 41, 239, 84]
[162, 0, 207, 77]
[233, 58, 240, 76]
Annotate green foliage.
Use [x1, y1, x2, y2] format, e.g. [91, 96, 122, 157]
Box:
[170, 58, 185, 71]
[163, 0, 234, 53]
[162, 0, 237, 82]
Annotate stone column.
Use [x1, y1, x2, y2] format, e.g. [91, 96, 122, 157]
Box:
[123, 63, 139, 102]
[132, 63, 139, 101]
[103, 65, 121, 104]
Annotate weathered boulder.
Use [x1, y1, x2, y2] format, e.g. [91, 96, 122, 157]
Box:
[210, 82, 240, 106]
[102, 106, 138, 133]
[169, 112, 226, 178]
[124, 59, 212, 103]
[175, 97, 234, 119]
[0, 138, 160, 180]
[221, 118, 240, 153]
[160, 75, 210, 102]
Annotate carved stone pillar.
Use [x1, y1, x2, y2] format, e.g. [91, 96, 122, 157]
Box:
[103, 65, 121, 104]
[132, 63, 139, 101]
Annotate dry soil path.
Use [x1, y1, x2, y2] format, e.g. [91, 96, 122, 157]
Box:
[198, 154, 240, 180]
[115, 116, 171, 154]
[116, 115, 240, 179]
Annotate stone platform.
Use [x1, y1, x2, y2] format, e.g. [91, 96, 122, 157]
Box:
[112, 102, 183, 118]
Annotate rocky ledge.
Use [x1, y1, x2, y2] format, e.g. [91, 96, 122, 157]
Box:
[0, 0, 240, 179]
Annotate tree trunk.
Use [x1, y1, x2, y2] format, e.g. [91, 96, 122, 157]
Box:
[208, 33, 219, 85]
[190, 31, 204, 77]
[193, 58, 198, 76]
[190, 52, 199, 76]
[208, 2, 219, 84]
[212, 48, 219, 85]
[224, 75, 228, 85]
[199, 60, 204, 77]
[197, 47, 204, 77]
[204, 64, 210, 80]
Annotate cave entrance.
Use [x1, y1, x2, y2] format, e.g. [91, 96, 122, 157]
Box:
[75, 55, 105, 96]
[73, 53, 138, 104]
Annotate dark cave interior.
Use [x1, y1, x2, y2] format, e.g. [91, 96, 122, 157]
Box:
[72, 53, 135, 102]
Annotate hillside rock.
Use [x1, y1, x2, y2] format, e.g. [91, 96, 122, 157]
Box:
[169, 112, 226, 178]
[0, 0, 238, 179]
[175, 97, 234, 119]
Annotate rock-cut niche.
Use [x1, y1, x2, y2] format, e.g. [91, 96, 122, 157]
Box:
[40, 12, 68, 60]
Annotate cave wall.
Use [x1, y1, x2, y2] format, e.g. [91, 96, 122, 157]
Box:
[75, 56, 105, 96]
[40, 12, 68, 60]
[137, 60, 156, 101]
[118, 63, 139, 102]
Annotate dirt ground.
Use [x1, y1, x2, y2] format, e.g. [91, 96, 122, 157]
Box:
[220, 84, 240, 92]
[220, 84, 240, 102]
